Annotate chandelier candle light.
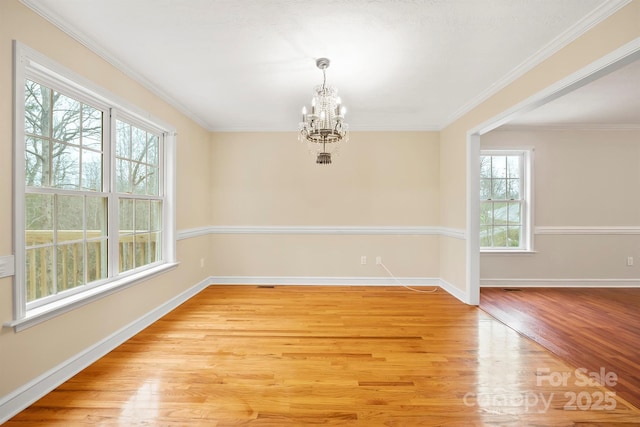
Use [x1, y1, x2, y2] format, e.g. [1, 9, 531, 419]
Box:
[299, 58, 349, 164]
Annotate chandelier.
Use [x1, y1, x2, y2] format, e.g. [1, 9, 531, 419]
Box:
[299, 58, 348, 164]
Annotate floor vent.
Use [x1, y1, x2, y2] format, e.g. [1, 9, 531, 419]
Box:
[502, 288, 523, 292]
[257, 285, 276, 289]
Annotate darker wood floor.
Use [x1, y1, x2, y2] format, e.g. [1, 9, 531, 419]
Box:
[481, 287, 640, 410]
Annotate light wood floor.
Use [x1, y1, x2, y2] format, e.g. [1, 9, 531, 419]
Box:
[6, 286, 640, 426]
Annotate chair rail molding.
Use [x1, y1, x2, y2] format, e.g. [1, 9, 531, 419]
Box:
[535, 226, 640, 235]
[177, 225, 466, 240]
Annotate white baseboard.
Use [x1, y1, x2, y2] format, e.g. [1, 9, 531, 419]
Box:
[481, 278, 640, 288]
[438, 278, 469, 303]
[210, 275, 440, 287]
[210, 276, 471, 303]
[0, 278, 210, 425]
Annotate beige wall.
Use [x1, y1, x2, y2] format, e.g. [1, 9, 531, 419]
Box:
[439, 1, 640, 296]
[209, 131, 441, 279]
[0, 0, 211, 398]
[211, 131, 439, 226]
[481, 129, 640, 283]
[210, 234, 439, 279]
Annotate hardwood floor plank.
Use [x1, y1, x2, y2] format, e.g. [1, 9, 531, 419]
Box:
[5, 286, 640, 425]
[481, 287, 640, 411]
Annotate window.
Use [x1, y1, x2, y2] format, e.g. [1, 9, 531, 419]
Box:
[13, 42, 176, 328]
[480, 150, 532, 251]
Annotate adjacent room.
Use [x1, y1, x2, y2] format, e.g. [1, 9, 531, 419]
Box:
[1, 0, 639, 425]
[478, 57, 640, 409]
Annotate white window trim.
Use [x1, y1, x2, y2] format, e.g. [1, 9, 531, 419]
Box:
[7, 41, 177, 331]
[480, 148, 534, 253]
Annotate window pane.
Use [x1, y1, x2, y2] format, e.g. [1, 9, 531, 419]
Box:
[132, 163, 147, 195]
[491, 178, 507, 200]
[24, 80, 51, 137]
[480, 179, 492, 200]
[119, 235, 134, 272]
[507, 202, 521, 225]
[480, 202, 492, 226]
[116, 159, 131, 193]
[26, 246, 54, 302]
[507, 226, 521, 247]
[26, 193, 54, 246]
[82, 105, 102, 150]
[480, 226, 492, 247]
[53, 92, 81, 144]
[82, 148, 102, 191]
[132, 127, 147, 162]
[135, 234, 150, 267]
[57, 243, 84, 291]
[148, 135, 159, 166]
[150, 231, 161, 263]
[150, 201, 162, 231]
[480, 156, 491, 178]
[87, 239, 107, 282]
[491, 156, 507, 178]
[147, 167, 159, 196]
[52, 143, 80, 189]
[25, 136, 51, 187]
[57, 195, 84, 243]
[135, 199, 150, 232]
[507, 156, 520, 178]
[507, 178, 520, 200]
[492, 225, 508, 247]
[119, 199, 134, 232]
[493, 202, 508, 225]
[116, 120, 131, 158]
[86, 196, 107, 236]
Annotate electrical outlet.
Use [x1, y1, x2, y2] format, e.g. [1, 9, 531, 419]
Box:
[376, 256, 382, 265]
[200, 258, 205, 268]
[627, 256, 634, 266]
[360, 256, 367, 265]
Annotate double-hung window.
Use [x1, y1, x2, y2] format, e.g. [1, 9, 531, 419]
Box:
[480, 150, 532, 251]
[12, 42, 176, 329]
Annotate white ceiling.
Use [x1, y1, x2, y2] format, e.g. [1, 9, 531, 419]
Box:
[21, 0, 635, 131]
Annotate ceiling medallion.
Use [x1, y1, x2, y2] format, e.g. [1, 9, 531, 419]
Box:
[298, 58, 349, 164]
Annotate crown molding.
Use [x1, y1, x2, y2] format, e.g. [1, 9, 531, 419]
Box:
[497, 123, 640, 131]
[442, 0, 633, 130]
[209, 124, 443, 132]
[19, 0, 214, 131]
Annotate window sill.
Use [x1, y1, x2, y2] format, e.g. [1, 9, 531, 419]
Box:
[4, 262, 179, 332]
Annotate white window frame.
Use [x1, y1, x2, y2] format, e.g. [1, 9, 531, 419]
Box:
[479, 148, 534, 252]
[8, 41, 177, 331]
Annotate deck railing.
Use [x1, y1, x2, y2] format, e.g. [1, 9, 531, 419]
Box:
[25, 230, 158, 302]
